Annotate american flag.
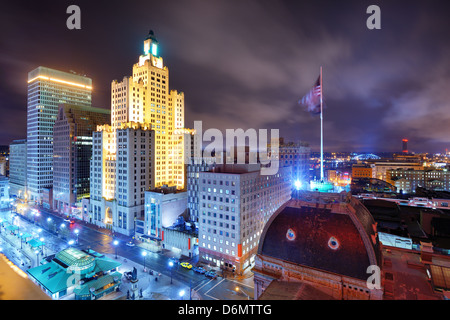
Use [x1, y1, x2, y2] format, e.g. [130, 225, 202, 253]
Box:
[299, 76, 321, 115]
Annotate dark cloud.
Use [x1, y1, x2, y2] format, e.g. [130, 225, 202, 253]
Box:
[1, 0, 450, 154]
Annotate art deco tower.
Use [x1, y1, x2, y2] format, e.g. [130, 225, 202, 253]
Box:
[90, 31, 193, 235]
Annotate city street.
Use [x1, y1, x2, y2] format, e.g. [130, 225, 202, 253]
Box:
[0, 205, 255, 300]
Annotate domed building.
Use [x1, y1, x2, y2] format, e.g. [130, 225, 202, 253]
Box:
[27, 247, 122, 300]
[252, 193, 384, 300]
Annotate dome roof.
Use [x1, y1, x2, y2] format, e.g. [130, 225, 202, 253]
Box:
[56, 248, 95, 274]
[258, 200, 379, 281]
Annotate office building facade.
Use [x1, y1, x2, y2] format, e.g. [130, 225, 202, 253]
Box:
[89, 123, 155, 235]
[9, 139, 28, 199]
[0, 176, 9, 209]
[198, 164, 292, 274]
[389, 168, 450, 194]
[89, 30, 192, 236]
[27, 67, 92, 203]
[142, 185, 188, 242]
[53, 104, 110, 216]
[187, 157, 217, 224]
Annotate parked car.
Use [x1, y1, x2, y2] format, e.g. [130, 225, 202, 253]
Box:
[180, 262, 192, 269]
[205, 271, 217, 279]
[193, 266, 206, 274]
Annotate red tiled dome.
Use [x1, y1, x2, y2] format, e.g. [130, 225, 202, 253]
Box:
[258, 203, 379, 281]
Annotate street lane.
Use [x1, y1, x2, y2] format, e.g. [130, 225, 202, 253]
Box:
[2, 205, 254, 300]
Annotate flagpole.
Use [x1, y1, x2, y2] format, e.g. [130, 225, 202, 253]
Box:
[320, 66, 324, 182]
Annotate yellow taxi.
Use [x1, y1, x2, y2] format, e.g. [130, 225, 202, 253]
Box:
[180, 262, 192, 269]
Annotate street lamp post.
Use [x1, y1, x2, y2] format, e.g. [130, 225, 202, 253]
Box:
[35, 250, 40, 266]
[60, 223, 66, 239]
[169, 261, 174, 284]
[47, 217, 53, 233]
[74, 229, 79, 244]
[142, 251, 147, 272]
[19, 232, 23, 249]
[40, 237, 45, 256]
[113, 240, 119, 259]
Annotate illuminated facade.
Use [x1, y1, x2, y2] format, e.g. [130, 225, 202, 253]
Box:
[90, 122, 155, 235]
[352, 163, 373, 179]
[389, 168, 450, 193]
[198, 164, 292, 275]
[9, 139, 28, 199]
[111, 30, 187, 189]
[0, 176, 9, 209]
[142, 185, 188, 241]
[277, 141, 310, 184]
[27, 67, 92, 203]
[53, 104, 110, 216]
[89, 30, 191, 236]
[187, 157, 217, 224]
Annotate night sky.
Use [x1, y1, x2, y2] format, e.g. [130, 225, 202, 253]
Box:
[1, 0, 450, 154]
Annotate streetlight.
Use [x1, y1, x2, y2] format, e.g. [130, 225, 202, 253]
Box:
[113, 240, 119, 259]
[74, 229, 79, 244]
[235, 286, 250, 300]
[40, 237, 45, 256]
[168, 261, 174, 284]
[19, 232, 23, 249]
[142, 251, 147, 272]
[68, 240, 75, 246]
[47, 217, 54, 233]
[179, 290, 185, 300]
[35, 249, 41, 266]
[60, 223, 66, 238]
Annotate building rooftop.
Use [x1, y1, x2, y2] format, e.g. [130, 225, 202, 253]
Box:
[381, 246, 448, 299]
[258, 197, 379, 281]
[258, 281, 335, 300]
[27, 248, 121, 295]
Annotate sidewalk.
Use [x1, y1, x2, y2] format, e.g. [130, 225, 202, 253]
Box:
[33, 205, 133, 243]
[102, 252, 193, 300]
[0, 211, 57, 269]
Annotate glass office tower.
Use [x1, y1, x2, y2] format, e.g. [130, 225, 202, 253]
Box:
[53, 104, 110, 216]
[27, 67, 92, 203]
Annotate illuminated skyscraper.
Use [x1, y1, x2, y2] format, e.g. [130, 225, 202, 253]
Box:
[9, 139, 28, 200]
[53, 104, 110, 216]
[198, 164, 292, 275]
[89, 30, 192, 235]
[26, 67, 92, 203]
